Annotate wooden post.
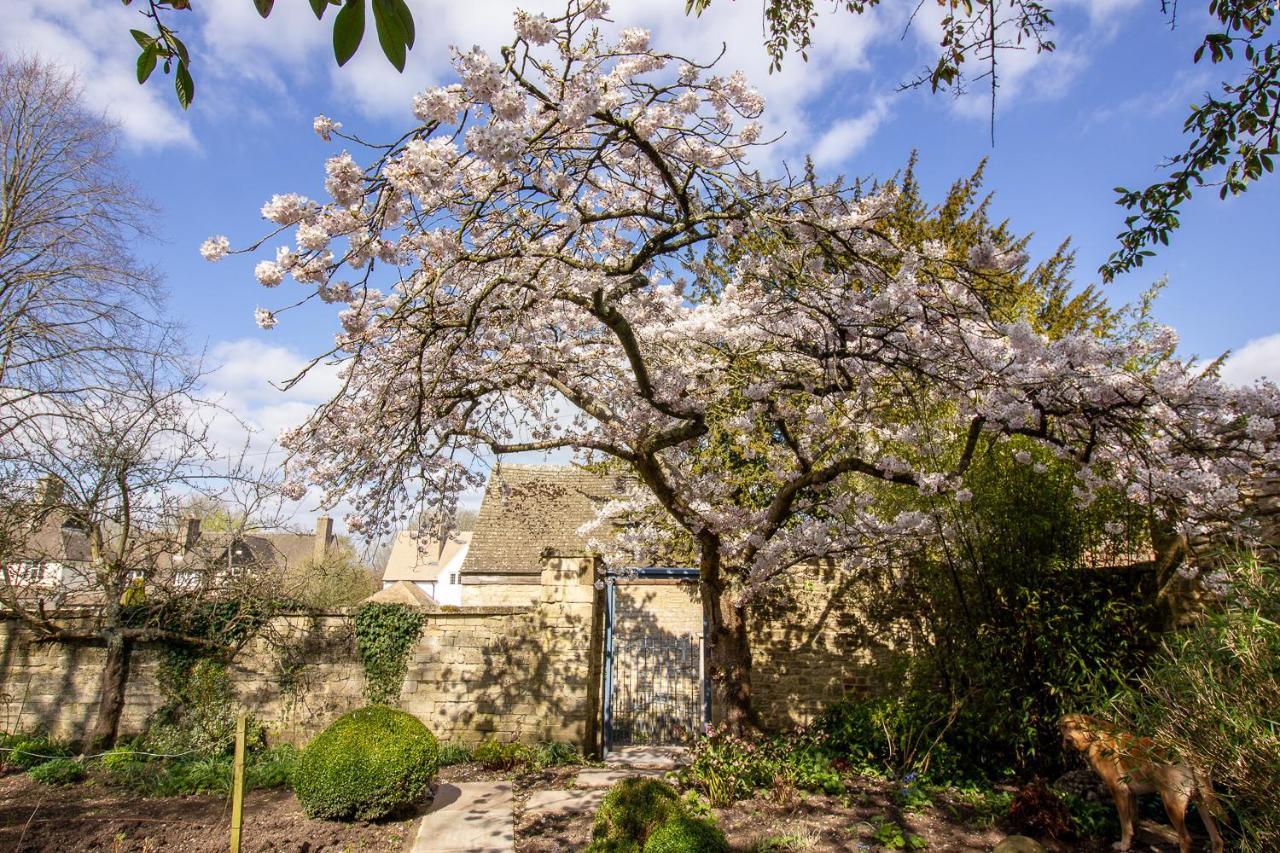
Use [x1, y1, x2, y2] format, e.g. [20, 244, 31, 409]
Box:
[230, 712, 247, 853]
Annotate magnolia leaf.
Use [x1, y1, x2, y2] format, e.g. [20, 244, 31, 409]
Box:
[136, 47, 158, 84]
[174, 60, 194, 109]
[333, 0, 366, 67]
[372, 0, 406, 72]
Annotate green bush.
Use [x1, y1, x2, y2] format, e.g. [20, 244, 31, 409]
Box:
[5, 734, 72, 771]
[27, 757, 85, 786]
[292, 706, 438, 820]
[246, 744, 298, 790]
[145, 655, 260, 757]
[473, 738, 534, 770]
[534, 741, 582, 768]
[686, 726, 844, 803]
[1105, 559, 1280, 851]
[588, 777, 683, 852]
[438, 743, 473, 766]
[643, 814, 729, 853]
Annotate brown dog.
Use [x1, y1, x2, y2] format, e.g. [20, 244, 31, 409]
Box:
[1059, 714, 1223, 853]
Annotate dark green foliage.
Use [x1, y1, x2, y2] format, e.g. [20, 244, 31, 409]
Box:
[1106, 559, 1280, 851]
[145, 653, 254, 756]
[822, 443, 1159, 782]
[353, 602, 426, 704]
[686, 726, 842, 804]
[27, 757, 84, 786]
[472, 738, 534, 770]
[642, 813, 730, 853]
[3, 734, 72, 771]
[588, 777, 683, 851]
[534, 740, 582, 768]
[94, 743, 297, 798]
[292, 706, 438, 821]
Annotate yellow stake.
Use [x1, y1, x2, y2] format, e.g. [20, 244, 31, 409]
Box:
[230, 712, 247, 853]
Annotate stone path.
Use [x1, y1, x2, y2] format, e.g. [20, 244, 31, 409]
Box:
[413, 748, 690, 851]
[412, 782, 515, 853]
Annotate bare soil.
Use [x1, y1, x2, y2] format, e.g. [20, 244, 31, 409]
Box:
[0, 774, 417, 852]
[515, 773, 1191, 853]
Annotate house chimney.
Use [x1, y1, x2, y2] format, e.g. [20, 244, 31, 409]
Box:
[35, 476, 64, 506]
[314, 516, 334, 561]
[184, 517, 201, 550]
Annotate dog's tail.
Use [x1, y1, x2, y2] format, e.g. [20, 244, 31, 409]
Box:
[1193, 768, 1226, 821]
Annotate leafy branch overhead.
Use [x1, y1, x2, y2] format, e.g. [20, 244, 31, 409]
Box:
[122, 0, 416, 109]
[686, 0, 1279, 279]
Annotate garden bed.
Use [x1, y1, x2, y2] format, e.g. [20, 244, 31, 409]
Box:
[0, 774, 416, 852]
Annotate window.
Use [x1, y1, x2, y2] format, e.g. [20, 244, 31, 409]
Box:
[449, 572, 459, 585]
[7, 561, 46, 584]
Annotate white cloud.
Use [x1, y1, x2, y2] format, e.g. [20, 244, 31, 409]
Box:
[202, 338, 349, 529]
[811, 98, 889, 168]
[2, 0, 194, 149]
[1222, 333, 1280, 386]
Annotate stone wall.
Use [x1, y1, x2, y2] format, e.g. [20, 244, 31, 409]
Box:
[750, 561, 902, 729]
[400, 556, 602, 745]
[0, 555, 604, 749]
[0, 554, 887, 747]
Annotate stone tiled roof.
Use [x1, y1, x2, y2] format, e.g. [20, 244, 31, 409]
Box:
[461, 464, 622, 577]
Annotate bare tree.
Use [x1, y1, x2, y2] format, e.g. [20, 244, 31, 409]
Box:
[0, 54, 167, 440]
[0, 356, 292, 748]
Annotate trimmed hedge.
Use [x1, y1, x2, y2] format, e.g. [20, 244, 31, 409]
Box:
[587, 777, 725, 853]
[292, 706, 438, 820]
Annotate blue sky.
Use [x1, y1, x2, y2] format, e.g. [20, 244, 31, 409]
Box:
[7, 0, 1278, 525]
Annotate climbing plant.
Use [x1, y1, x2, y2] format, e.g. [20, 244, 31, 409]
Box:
[353, 603, 426, 704]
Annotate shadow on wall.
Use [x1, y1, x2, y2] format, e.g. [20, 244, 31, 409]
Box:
[0, 619, 164, 740]
[749, 560, 904, 730]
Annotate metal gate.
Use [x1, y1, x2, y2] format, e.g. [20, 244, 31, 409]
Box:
[602, 568, 707, 752]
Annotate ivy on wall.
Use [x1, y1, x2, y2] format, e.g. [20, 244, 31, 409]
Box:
[353, 603, 426, 704]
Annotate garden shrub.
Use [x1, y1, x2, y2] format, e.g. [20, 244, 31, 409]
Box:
[145, 653, 254, 757]
[95, 744, 297, 797]
[473, 738, 534, 770]
[437, 742, 473, 766]
[587, 777, 683, 851]
[642, 813, 729, 853]
[534, 740, 581, 768]
[5, 734, 71, 770]
[292, 705, 438, 820]
[1105, 558, 1280, 852]
[687, 726, 843, 804]
[353, 602, 426, 704]
[27, 757, 85, 786]
[817, 444, 1159, 783]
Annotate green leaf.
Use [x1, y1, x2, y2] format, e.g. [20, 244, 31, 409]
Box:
[174, 60, 195, 109]
[391, 0, 414, 49]
[136, 47, 158, 84]
[130, 29, 153, 49]
[170, 34, 190, 66]
[309, 0, 330, 19]
[253, 0, 275, 17]
[372, 0, 406, 72]
[332, 0, 366, 67]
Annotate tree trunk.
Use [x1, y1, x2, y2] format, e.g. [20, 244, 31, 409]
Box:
[88, 632, 131, 749]
[700, 546, 756, 733]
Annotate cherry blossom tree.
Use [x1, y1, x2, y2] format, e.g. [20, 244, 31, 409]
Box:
[210, 0, 1280, 728]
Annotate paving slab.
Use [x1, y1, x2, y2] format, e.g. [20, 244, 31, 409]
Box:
[575, 767, 664, 789]
[524, 787, 607, 818]
[413, 781, 514, 853]
[604, 745, 689, 771]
